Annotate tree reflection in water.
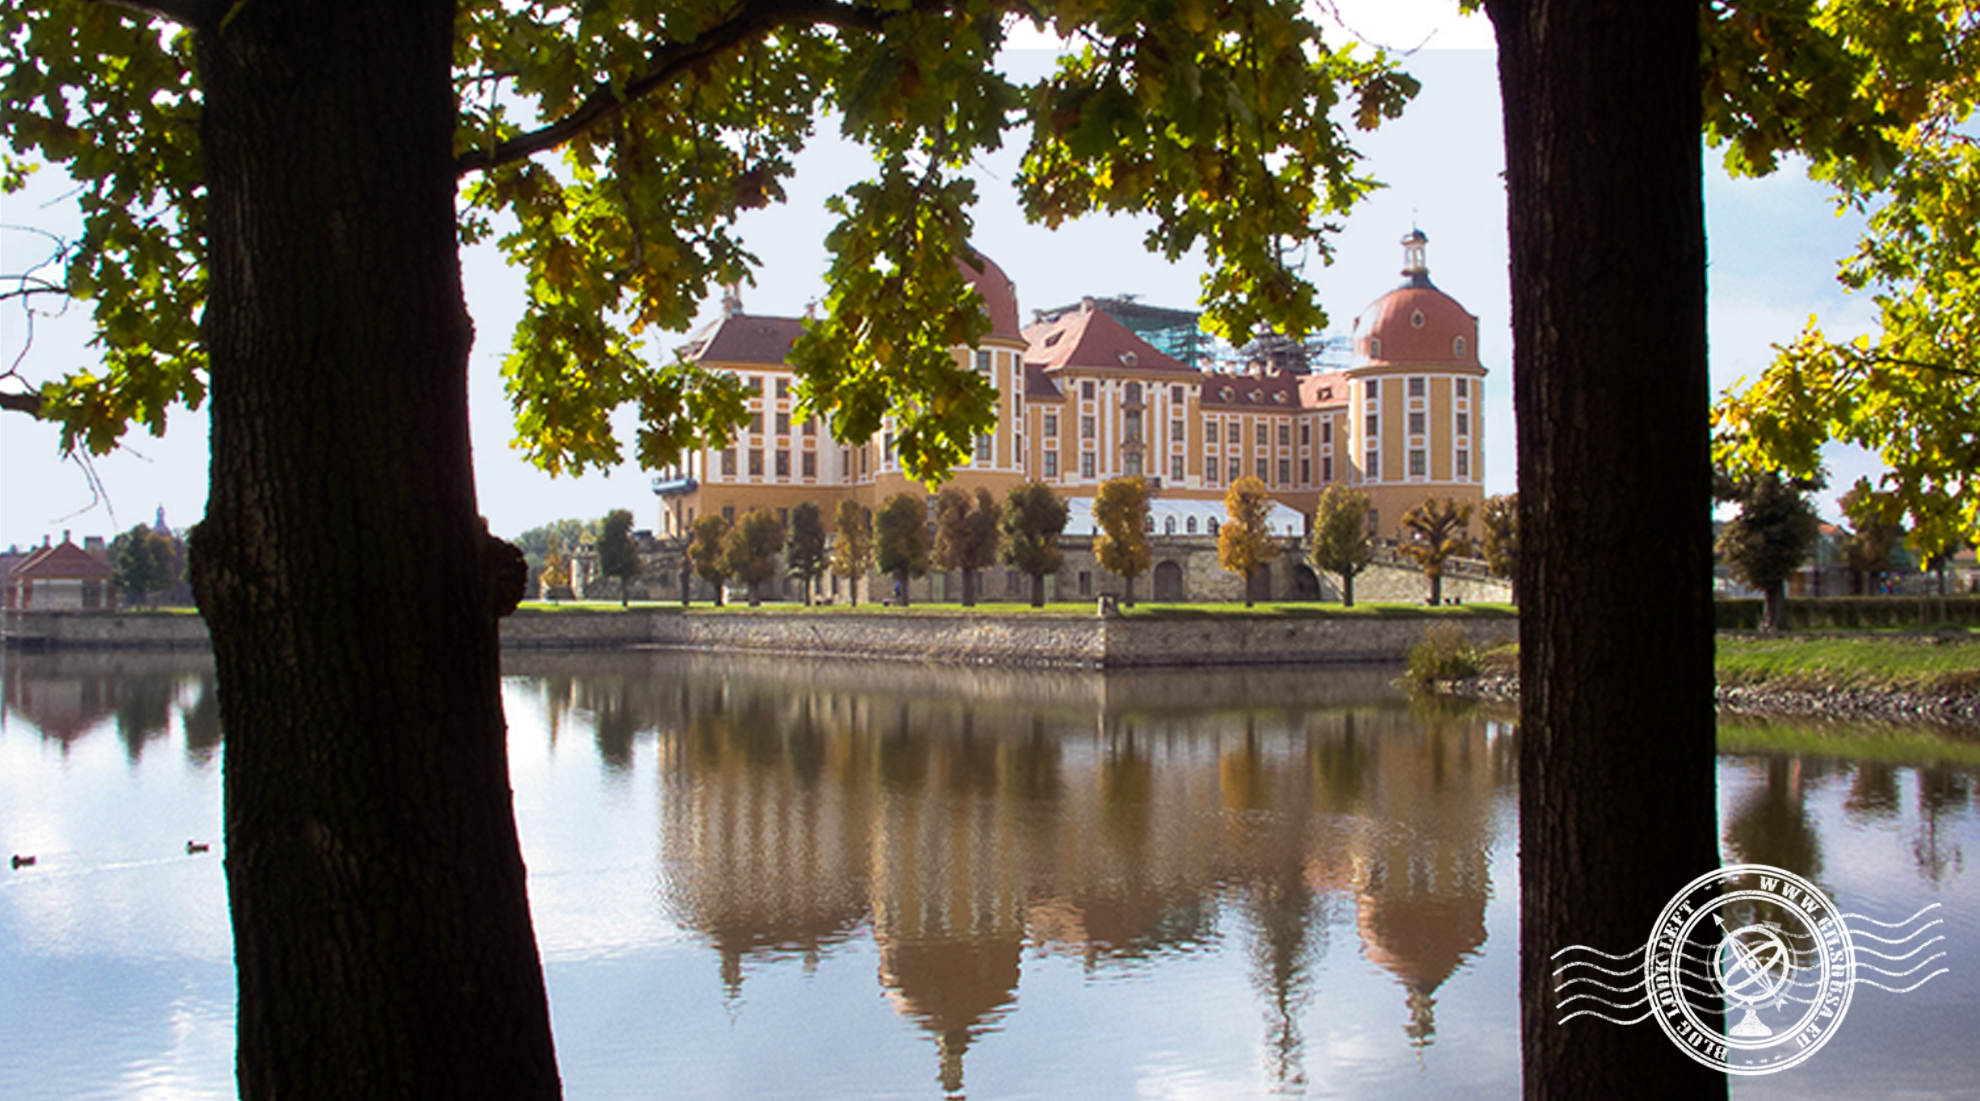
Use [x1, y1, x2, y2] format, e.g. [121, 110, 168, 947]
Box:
[514, 651, 1512, 1095]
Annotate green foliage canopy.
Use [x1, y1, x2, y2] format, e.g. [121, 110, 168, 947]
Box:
[688, 512, 731, 596]
[1308, 483, 1372, 606]
[1707, 1, 1980, 557]
[595, 508, 642, 604]
[999, 480, 1068, 606]
[783, 500, 829, 597]
[110, 523, 178, 604]
[829, 497, 873, 603]
[720, 507, 784, 603]
[3, 0, 1416, 486]
[874, 492, 930, 600]
[931, 485, 999, 604]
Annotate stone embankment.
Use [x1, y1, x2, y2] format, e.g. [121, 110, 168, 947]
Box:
[5, 607, 1519, 669]
[1438, 673, 1980, 727]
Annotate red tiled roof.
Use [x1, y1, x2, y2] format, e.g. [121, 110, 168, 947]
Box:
[1199, 370, 1303, 410]
[692, 314, 806, 366]
[1024, 305, 1196, 376]
[10, 541, 112, 581]
[1023, 362, 1065, 402]
[1352, 282, 1480, 368]
[961, 252, 1024, 342]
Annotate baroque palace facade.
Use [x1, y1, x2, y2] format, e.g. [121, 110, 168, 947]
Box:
[653, 230, 1486, 601]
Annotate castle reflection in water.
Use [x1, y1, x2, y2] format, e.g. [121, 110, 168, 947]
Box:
[512, 651, 1515, 1094]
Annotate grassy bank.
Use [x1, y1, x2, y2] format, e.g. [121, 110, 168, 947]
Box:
[1715, 635, 1980, 697]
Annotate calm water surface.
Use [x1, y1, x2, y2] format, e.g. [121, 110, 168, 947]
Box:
[1, 649, 1974, 1099]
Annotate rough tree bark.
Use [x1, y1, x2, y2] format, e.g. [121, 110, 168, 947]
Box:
[1483, 1, 1726, 1097]
[189, 1, 561, 1096]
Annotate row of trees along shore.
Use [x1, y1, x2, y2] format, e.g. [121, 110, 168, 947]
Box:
[9, 1, 1976, 1097]
[660, 476, 1519, 610]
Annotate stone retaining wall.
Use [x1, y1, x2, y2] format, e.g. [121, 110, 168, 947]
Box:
[8, 607, 1517, 668]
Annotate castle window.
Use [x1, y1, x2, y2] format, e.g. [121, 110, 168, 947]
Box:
[1456, 412, 1469, 437]
[1228, 457, 1241, 482]
[975, 434, 993, 464]
[1256, 458, 1269, 480]
[1278, 459, 1291, 484]
[1408, 376, 1426, 398]
[1411, 310, 1425, 328]
[774, 449, 789, 477]
[1081, 452, 1096, 478]
[1323, 456, 1334, 482]
[1044, 451, 1059, 478]
[1044, 412, 1059, 438]
[1164, 516, 1176, 535]
[721, 448, 737, 476]
[1409, 411, 1426, 436]
[802, 451, 816, 478]
[1454, 336, 1467, 358]
[1369, 337, 1382, 358]
[1187, 516, 1199, 534]
[1171, 454, 1185, 481]
[775, 378, 789, 398]
[1322, 421, 1333, 444]
[1082, 380, 1096, 399]
[1366, 450, 1379, 480]
[1206, 421, 1219, 444]
[1457, 378, 1469, 398]
[1278, 423, 1291, 447]
[1409, 449, 1426, 477]
[1456, 449, 1470, 479]
[976, 350, 992, 372]
[1171, 385, 1184, 403]
[1366, 413, 1379, 436]
[775, 411, 789, 435]
[1081, 414, 1096, 439]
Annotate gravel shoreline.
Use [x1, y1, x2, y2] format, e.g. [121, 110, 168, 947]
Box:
[1433, 674, 1980, 728]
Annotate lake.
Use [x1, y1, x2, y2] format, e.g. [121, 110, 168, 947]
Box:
[2, 649, 1975, 1099]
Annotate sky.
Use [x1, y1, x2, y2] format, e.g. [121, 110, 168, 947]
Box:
[0, 2, 1881, 550]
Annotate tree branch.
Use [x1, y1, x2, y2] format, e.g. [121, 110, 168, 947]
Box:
[457, 0, 885, 177]
[90, 0, 228, 31]
[0, 389, 45, 417]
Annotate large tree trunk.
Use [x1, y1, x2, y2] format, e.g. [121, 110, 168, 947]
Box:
[1763, 579, 1789, 631]
[191, 3, 560, 1097]
[1484, 2, 1724, 1098]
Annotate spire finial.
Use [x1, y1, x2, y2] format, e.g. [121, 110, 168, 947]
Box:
[1401, 227, 1430, 285]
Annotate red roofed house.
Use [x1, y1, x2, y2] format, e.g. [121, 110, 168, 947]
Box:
[4, 532, 117, 610]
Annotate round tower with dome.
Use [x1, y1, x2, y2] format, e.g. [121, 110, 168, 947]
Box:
[1344, 229, 1488, 539]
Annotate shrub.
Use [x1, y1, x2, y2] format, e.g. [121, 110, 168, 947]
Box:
[1406, 622, 1480, 684]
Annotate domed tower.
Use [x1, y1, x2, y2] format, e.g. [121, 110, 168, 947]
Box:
[1344, 230, 1488, 537]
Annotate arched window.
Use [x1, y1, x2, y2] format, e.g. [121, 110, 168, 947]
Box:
[1164, 516, 1176, 535]
[1208, 518, 1220, 536]
[1186, 516, 1198, 534]
[1369, 337, 1382, 359]
[1454, 336, 1467, 358]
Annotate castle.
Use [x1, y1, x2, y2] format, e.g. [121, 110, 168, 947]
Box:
[652, 230, 1487, 602]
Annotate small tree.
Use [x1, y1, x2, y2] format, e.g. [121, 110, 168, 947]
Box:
[1218, 476, 1278, 607]
[538, 538, 573, 602]
[1092, 475, 1153, 606]
[1479, 494, 1519, 605]
[874, 492, 931, 606]
[110, 524, 178, 607]
[932, 485, 1001, 606]
[688, 513, 732, 607]
[1717, 471, 1821, 630]
[1000, 481, 1070, 608]
[784, 501, 829, 605]
[1837, 484, 1902, 595]
[830, 498, 874, 607]
[722, 508, 784, 606]
[595, 509, 642, 607]
[516, 519, 589, 599]
[1399, 497, 1474, 606]
[1309, 485, 1374, 608]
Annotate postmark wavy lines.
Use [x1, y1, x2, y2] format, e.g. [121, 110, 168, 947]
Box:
[1552, 944, 1652, 1024]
